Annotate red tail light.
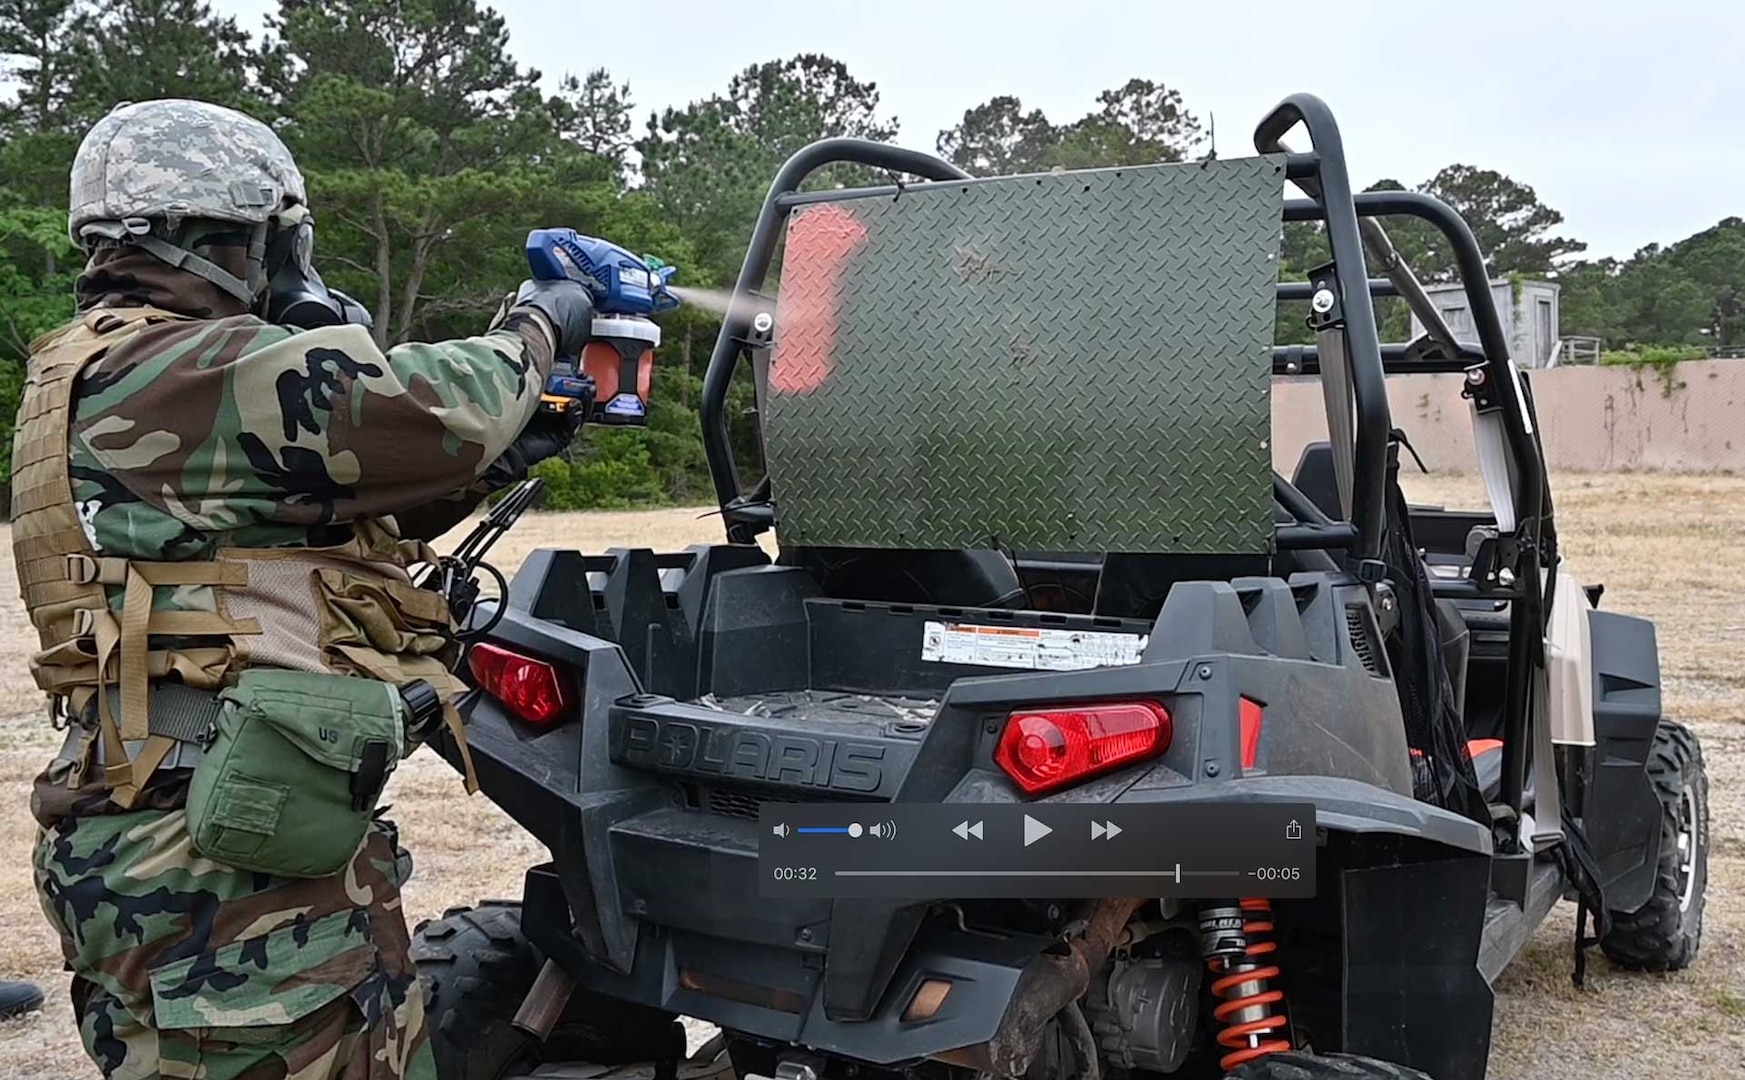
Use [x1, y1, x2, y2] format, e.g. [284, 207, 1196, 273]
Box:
[1240, 697, 1265, 771]
[467, 643, 572, 726]
[993, 701, 1172, 795]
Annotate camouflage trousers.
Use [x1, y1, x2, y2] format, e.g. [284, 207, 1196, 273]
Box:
[34, 806, 434, 1079]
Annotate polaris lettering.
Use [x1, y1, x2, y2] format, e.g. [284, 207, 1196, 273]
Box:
[616, 716, 885, 793]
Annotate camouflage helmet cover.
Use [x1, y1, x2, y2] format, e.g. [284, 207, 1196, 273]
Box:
[68, 99, 307, 245]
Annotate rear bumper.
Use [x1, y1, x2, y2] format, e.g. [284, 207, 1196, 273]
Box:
[444, 689, 1496, 1075]
[522, 861, 1040, 1066]
[437, 595, 1499, 1078]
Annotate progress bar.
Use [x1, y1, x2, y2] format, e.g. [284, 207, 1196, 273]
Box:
[835, 866, 1237, 880]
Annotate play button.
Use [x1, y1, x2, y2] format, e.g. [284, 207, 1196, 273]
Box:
[1023, 815, 1053, 847]
[1090, 820, 1123, 841]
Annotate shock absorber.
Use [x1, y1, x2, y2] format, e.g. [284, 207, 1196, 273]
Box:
[1199, 899, 1291, 1070]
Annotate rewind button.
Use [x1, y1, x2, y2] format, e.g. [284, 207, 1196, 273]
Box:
[953, 820, 985, 841]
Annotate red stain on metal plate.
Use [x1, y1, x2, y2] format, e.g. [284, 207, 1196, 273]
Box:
[772, 204, 867, 394]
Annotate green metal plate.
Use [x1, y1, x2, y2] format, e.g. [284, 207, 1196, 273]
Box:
[766, 155, 1284, 554]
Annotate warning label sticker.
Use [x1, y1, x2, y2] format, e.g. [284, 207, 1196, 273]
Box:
[920, 621, 1148, 672]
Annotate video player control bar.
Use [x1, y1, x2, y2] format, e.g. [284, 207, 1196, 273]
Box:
[759, 803, 1315, 899]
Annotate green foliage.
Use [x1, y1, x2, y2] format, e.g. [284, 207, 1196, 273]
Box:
[0, 357, 24, 500]
[933, 95, 1053, 175]
[637, 53, 897, 283]
[1423, 165, 1584, 276]
[530, 429, 664, 510]
[1273, 221, 1328, 346]
[1361, 170, 1580, 283]
[1557, 223, 1745, 349]
[1600, 345, 1704, 366]
[0, 203, 77, 358]
[261, 0, 563, 345]
[1, 0, 82, 136]
[555, 68, 634, 175]
[936, 80, 1202, 174]
[71, 0, 261, 120]
[1600, 345, 1698, 398]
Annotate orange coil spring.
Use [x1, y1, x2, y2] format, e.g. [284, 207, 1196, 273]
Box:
[1207, 898, 1291, 1070]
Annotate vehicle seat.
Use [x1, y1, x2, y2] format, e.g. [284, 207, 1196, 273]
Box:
[1291, 441, 1344, 521]
[1469, 739, 1504, 801]
[1090, 500, 1342, 619]
[1435, 598, 1471, 718]
[785, 547, 1026, 608]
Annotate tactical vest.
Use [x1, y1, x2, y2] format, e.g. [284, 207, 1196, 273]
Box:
[13, 307, 475, 807]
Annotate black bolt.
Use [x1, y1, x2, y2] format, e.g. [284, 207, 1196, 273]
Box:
[985, 720, 1000, 734]
[798, 928, 814, 942]
[1205, 762, 1221, 777]
[1197, 664, 1213, 679]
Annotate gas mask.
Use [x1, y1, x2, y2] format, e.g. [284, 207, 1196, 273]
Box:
[262, 206, 374, 331]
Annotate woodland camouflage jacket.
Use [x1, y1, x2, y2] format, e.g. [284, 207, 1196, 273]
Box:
[69, 309, 556, 561]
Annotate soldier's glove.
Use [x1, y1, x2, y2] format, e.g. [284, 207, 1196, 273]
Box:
[512, 278, 596, 357]
[479, 408, 585, 493]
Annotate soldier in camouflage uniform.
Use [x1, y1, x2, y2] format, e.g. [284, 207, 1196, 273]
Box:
[19, 100, 598, 1078]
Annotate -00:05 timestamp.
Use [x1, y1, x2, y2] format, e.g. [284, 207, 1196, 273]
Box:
[1252, 867, 1301, 881]
[771, 867, 819, 881]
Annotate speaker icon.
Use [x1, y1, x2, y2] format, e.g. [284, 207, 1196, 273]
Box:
[771, 823, 790, 838]
[867, 820, 899, 841]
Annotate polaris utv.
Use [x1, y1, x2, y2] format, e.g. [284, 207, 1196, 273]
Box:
[413, 93, 1709, 1080]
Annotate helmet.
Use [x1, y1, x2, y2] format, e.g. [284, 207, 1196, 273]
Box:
[68, 99, 306, 303]
[69, 99, 305, 241]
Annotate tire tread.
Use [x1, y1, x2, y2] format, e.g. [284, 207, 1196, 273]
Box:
[1599, 720, 1707, 972]
[414, 902, 683, 1080]
[1224, 1051, 1434, 1080]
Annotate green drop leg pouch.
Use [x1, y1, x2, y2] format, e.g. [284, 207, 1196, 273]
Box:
[186, 669, 405, 878]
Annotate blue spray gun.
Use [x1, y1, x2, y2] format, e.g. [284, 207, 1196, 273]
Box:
[525, 228, 680, 425]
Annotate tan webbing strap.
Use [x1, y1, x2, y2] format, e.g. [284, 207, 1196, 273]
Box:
[118, 568, 153, 742]
[145, 611, 261, 636]
[91, 606, 121, 735]
[65, 555, 249, 589]
[443, 702, 479, 795]
[81, 606, 261, 640]
[100, 709, 137, 808]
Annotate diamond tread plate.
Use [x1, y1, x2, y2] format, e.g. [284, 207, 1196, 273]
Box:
[766, 155, 1284, 554]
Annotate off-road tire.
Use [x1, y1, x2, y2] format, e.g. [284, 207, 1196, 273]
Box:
[1223, 1051, 1433, 1079]
[414, 902, 684, 1080]
[1600, 720, 1708, 971]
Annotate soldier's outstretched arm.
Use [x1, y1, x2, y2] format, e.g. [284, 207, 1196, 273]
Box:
[391, 489, 492, 543]
[364, 281, 602, 540]
[389, 402, 581, 542]
[71, 306, 563, 526]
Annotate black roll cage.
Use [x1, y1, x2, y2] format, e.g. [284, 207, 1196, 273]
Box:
[695, 93, 1553, 848]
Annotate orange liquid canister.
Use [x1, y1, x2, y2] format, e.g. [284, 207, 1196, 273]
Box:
[580, 316, 660, 425]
